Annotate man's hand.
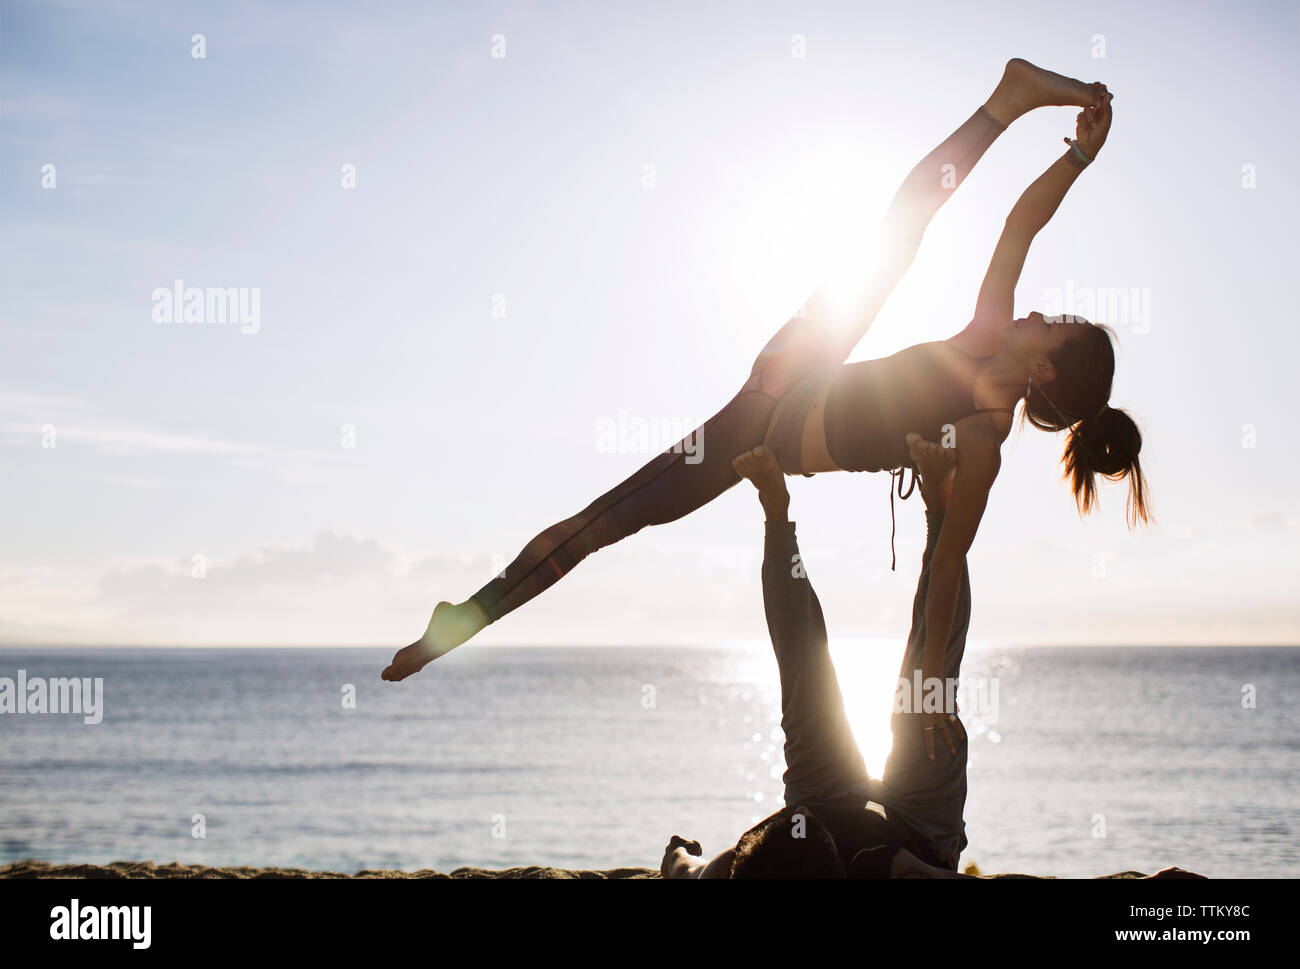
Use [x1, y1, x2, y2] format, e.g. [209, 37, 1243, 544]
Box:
[1066, 91, 1113, 160]
[660, 835, 703, 878]
[921, 708, 967, 760]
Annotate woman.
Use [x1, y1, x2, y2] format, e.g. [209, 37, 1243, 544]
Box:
[383, 58, 1149, 684]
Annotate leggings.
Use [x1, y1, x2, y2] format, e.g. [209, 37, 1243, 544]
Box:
[764, 514, 967, 871]
[470, 105, 1006, 625]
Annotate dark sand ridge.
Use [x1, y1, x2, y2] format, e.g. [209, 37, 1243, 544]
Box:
[1, 860, 1203, 879]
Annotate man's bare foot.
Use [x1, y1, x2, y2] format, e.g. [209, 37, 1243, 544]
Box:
[732, 446, 789, 522]
[984, 57, 1109, 126]
[906, 432, 957, 511]
[381, 599, 488, 681]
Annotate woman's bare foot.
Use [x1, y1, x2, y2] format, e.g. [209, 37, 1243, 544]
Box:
[732, 446, 789, 521]
[906, 432, 957, 511]
[381, 599, 488, 681]
[984, 57, 1109, 126]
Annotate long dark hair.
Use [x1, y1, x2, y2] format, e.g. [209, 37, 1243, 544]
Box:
[1023, 323, 1151, 527]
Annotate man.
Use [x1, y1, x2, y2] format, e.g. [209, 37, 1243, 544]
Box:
[663, 435, 971, 879]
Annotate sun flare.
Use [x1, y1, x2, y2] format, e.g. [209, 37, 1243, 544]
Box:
[711, 129, 947, 357]
[828, 638, 904, 777]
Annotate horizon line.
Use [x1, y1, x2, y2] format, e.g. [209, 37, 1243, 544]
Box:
[1, 641, 1297, 651]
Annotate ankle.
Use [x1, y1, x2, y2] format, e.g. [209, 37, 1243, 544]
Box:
[981, 95, 1020, 128]
[460, 598, 490, 627]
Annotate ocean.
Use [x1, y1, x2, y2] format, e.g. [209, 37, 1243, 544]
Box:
[1, 645, 1296, 878]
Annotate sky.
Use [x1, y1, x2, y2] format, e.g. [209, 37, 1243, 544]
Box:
[1, 0, 1297, 648]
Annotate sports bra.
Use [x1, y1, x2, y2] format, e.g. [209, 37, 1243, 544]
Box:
[820, 340, 1013, 569]
[823, 340, 1011, 473]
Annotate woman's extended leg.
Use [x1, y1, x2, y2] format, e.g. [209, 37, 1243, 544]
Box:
[382, 389, 778, 680]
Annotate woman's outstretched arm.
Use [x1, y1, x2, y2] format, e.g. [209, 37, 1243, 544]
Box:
[799, 62, 1107, 365]
[963, 94, 1114, 347]
[912, 423, 1001, 760]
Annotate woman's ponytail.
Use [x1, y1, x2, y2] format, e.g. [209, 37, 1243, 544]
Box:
[1063, 404, 1151, 527]
[1023, 322, 1152, 528]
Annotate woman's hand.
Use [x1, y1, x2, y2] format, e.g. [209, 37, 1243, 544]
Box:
[1065, 91, 1114, 160]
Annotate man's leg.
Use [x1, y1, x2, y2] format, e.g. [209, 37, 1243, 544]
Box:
[732, 446, 871, 806]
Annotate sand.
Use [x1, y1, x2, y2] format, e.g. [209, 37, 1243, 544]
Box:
[0, 860, 1198, 879]
[0, 860, 657, 879]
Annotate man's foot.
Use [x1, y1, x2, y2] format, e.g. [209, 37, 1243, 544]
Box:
[906, 432, 957, 511]
[381, 599, 488, 681]
[985, 57, 1109, 126]
[732, 446, 790, 521]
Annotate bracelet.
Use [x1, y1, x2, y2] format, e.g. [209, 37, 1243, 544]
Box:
[1069, 139, 1095, 166]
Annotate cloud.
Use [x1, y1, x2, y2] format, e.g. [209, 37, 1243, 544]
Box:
[86, 531, 487, 646]
[0, 385, 334, 462]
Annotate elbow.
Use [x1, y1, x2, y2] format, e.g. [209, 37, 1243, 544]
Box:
[1003, 213, 1041, 240]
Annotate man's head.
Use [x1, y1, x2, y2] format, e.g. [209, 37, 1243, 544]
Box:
[728, 804, 846, 878]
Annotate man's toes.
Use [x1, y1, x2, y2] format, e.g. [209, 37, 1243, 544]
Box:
[747, 447, 771, 472]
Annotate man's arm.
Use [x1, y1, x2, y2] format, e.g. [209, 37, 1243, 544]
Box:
[901, 433, 967, 758]
[917, 429, 1001, 758]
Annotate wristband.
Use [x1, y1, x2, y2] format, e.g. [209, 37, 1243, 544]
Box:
[1068, 138, 1095, 166]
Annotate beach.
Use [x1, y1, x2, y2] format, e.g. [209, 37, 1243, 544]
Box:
[2, 860, 1192, 879]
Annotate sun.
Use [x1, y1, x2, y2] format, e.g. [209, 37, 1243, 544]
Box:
[709, 127, 939, 357]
